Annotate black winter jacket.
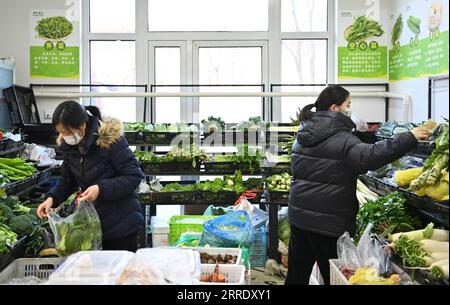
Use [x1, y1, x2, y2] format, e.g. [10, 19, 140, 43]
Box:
[48, 116, 144, 240]
[288, 111, 418, 237]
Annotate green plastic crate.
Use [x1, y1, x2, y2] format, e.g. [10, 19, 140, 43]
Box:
[168, 215, 215, 245]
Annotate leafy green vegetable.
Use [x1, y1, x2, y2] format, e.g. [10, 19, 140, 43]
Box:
[8, 215, 36, 236]
[0, 204, 15, 223]
[344, 16, 385, 43]
[393, 235, 427, 267]
[35, 16, 73, 40]
[356, 191, 421, 242]
[202, 116, 226, 133]
[267, 173, 292, 192]
[0, 223, 17, 254]
[278, 217, 290, 246]
[54, 213, 102, 257]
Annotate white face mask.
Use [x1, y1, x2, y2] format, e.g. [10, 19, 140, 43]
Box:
[339, 106, 352, 117]
[63, 132, 83, 145]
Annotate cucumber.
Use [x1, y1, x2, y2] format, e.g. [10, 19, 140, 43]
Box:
[409, 16, 421, 26]
[407, 18, 421, 34]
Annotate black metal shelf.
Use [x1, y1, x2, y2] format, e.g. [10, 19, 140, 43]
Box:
[0, 139, 25, 157]
[1, 167, 53, 197]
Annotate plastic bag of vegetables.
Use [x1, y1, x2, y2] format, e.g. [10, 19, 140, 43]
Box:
[48, 199, 102, 257]
[199, 210, 253, 249]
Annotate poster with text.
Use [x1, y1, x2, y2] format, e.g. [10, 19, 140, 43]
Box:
[30, 9, 79, 79]
[389, 0, 449, 81]
[338, 7, 389, 81]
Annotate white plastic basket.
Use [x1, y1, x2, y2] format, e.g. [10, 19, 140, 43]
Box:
[329, 259, 350, 285]
[329, 259, 416, 285]
[0, 258, 65, 285]
[200, 264, 245, 285]
[47, 251, 135, 285]
[186, 247, 242, 266]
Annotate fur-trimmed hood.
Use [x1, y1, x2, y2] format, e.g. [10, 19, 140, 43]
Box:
[57, 116, 123, 149]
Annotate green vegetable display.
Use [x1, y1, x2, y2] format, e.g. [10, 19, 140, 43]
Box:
[202, 117, 226, 133]
[0, 196, 31, 215]
[124, 122, 198, 133]
[278, 217, 290, 246]
[393, 235, 427, 268]
[344, 16, 385, 43]
[391, 14, 404, 47]
[135, 145, 209, 168]
[212, 145, 263, 174]
[0, 223, 17, 254]
[153, 171, 260, 195]
[0, 204, 15, 223]
[356, 192, 421, 242]
[0, 158, 37, 181]
[410, 121, 449, 191]
[35, 16, 73, 40]
[8, 214, 36, 236]
[267, 173, 291, 192]
[54, 213, 102, 257]
[407, 15, 422, 35]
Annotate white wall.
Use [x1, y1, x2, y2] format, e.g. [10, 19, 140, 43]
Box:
[387, 0, 449, 122]
[0, 0, 80, 122]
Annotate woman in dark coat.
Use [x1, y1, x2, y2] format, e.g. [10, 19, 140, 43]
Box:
[285, 85, 429, 285]
[37, 101, 144, 251]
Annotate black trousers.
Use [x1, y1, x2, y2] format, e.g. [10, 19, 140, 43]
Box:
[102, 232, 138, 252]
[285, 225, 338, 285]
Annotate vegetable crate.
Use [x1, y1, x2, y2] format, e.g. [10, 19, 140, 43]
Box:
[4, 168, 52, 196]
[250, 223, 267, 268]
[203, 161, 259, 175]
[267, 191, 290, 204]
[139, 191, 198, 205]
[0, 258, 65, 284]
[261, 163, 291, 175]
[0, 139, 24, 157]
[329, 259, 350, 285]
[200, 264, 246, 285]
[188, 247, 243, 265]
[168, 215, 215, 245]
[202, 131, 266, 146]
[197, 191, 240, 205]
[140, 160, 200, 175]
[126, 131, 200, 145]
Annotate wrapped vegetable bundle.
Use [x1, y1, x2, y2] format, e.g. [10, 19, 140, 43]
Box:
[408, 121, 449, 200]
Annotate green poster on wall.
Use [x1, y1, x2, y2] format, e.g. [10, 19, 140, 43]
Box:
[389, 31, 449, 81]
[30, 10, 79, 79]
[338, 45, 388, 79]
[337, 9, 389, 81]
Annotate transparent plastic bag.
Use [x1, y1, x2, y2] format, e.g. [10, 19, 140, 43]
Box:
[234, 193, 255, 218]
[48, 200, 102, 257]
[199, 210, 253, 248]
[117, 248, 201, 285]
[337, 223, 391, 276]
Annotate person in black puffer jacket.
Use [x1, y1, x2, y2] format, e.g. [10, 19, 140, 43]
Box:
[285, 85, 430, 285]
[37, 101, 144, 252]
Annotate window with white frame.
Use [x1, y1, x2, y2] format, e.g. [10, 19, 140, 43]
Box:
[85, 0, 333, 123]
